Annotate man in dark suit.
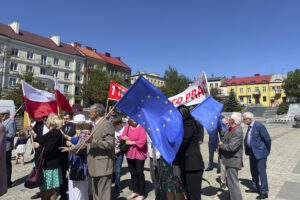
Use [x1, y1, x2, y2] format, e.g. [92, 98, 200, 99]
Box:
[219, 112, 243, 200]
[243, 112, 271, 199]
[60, 112, 75, 200]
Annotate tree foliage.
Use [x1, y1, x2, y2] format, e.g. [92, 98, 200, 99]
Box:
[3, 72, 46, 108]
[277, 102, 290, 115]
[223, 89, 242, 112]
[160, 66, 190, 97]
[282, 69, 300, 102]
[81, 69, 129, 106]
[210, 87, 224, 103]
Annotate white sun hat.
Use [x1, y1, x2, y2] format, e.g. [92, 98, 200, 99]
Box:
[71, 114, 86, 124]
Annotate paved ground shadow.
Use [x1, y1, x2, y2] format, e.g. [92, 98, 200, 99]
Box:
[202, 185, 220, 196]
[239, 178, 253, 189]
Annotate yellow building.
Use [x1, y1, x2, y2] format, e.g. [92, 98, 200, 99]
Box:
[131, 72, 165, 88]
[221, 74, 286, 107]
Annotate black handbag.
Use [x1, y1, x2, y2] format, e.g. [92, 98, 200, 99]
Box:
[69, 157, 84, 181]
[24, 147, 45, 189]
[117, 125, 130, 156]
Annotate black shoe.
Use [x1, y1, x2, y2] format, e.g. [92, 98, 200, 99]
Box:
[220, 183, 226, 190]
[115, 185, 122, 193]
[31, 192, 41, 199]
[256, 193, 268, 199]
[217, 168, 221, 174]
[205, 167, 213, 171]
[246, 188, 260, 194]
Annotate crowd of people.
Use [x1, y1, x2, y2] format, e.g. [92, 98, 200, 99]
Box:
[0, 104, 272, 200]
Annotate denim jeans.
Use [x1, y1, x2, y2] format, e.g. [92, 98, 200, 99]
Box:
[115, 153, 124, 186]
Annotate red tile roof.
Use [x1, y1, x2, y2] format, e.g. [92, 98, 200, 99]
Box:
[221, 74, 272, 86]
[0, 23, 83, 57]
[74, 45, 105, 61]
[96, 52, 130, 69]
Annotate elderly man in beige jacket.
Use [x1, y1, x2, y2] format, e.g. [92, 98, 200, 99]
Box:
[85, 103, 115, 200]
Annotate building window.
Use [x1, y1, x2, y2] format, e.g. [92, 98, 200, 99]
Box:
[64, 72, 69, 80]
[88, 64, 94, 69]
[54, 58, 59, 65]
[65, 60, 70, 68]
[11, 48, 18, 56]
[240, 88, 243, 93]
[10, 63, 18, 71]
[26, 65, 32, 72]
[27, 52, 33, 60]
[215, 83, 218, 87]
[277, 86, 281, 92]
[64, 85, 69, 93]
[75, 86, 79, 95]
[240, 97, 244, 103]
[76, 63, 81, 71]
[263, 96, 267, 102]
[272, 86, 275, 91]
[9, 77, 17, 86]
[41, 55, 47, 65]
[40, 68, 46, 75]
[53, 70, 58, 78]
[76, 75, 81, 81]
[98, 65, 102, 70]
[262, 86, 266, 92]
[210, 83, 213, 88]
[255, 87, 259, 92]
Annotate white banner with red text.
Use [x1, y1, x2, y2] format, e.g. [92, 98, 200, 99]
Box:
[168, 72, 210, 107]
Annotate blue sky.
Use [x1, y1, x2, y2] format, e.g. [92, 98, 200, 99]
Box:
[1, 0, 299, 79]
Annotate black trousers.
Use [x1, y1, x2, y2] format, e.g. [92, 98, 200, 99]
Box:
[182, 170, 203, 200]
[59, 164, 68, 200]
[6, 151, 12, 184]
[127, 158, 145, 196]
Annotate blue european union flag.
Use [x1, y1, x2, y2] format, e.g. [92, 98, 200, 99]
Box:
[115, 76, 183, 164]
[191, 96, 224, 150]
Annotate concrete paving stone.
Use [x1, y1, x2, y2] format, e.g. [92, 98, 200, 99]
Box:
[2, 123, 300, 199]
[292, 160, 300, 174]
[276, 181, 300, 200]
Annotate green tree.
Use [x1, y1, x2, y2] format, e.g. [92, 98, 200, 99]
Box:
[160, 66, 190, 97]
[3, 72, 46, 108]
[223, 89, 242, 112]
[81, 69, 129, 106]
[282, 69, 300, 102]
[210, 87, 224, 103]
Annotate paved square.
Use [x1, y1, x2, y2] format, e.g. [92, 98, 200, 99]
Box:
[2, 122, 300, 199]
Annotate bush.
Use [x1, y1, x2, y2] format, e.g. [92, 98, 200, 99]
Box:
[277, 102, 290, 115]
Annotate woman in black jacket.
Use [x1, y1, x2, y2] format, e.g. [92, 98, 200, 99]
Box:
[33, 113, 64, 200]
[174, 105, 204, 200]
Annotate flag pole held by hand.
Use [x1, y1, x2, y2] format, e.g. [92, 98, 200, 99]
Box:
[75, 107, 115, 154]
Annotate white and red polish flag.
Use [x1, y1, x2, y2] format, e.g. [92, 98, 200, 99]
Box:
[54, 77, 73, 113]
[21, 80, 58, 119]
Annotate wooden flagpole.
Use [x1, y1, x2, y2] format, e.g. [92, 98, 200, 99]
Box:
[75, 107, 115, 154]
[105, 99, 109, 115]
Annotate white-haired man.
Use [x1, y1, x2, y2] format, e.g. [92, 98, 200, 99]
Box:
[243, 112, 271, 199]
[85, 103, 115, 200]
[218, 112, 243, 200]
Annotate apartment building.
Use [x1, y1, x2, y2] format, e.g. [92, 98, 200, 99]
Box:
[0, 21, 85, 105]
[221, 73, 286, 107]
[73, 43, 131, 83]
[131, 72, 165, 88]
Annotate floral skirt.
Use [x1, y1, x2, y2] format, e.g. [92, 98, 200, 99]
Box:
[161, 158, 184, 194]
[40, 167, 62, 191]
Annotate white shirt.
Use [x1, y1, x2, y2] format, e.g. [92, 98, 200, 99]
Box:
[246, 120, 255, 147]
[92, 117, 103, 129]
[148, 138, 161, 159]
[43, 124, 49, 135]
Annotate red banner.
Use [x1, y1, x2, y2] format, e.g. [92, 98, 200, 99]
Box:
[108, 82, 127, 101]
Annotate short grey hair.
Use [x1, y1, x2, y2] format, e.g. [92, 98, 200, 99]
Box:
[90, 103, 105, 116]
[243, 112, 254, 120]
[231, 112, 242, 125]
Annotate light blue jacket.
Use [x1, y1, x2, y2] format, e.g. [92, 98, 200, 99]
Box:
[4, 119, 16, 151]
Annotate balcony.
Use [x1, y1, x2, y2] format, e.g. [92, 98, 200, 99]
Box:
[37, 74, 53, 80]
[275, 90, 281, 94]
[252, 90, 260, 96]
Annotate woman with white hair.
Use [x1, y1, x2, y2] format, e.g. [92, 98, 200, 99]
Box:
[31, 113, 64, 200]
[218, 112, 244, 200]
